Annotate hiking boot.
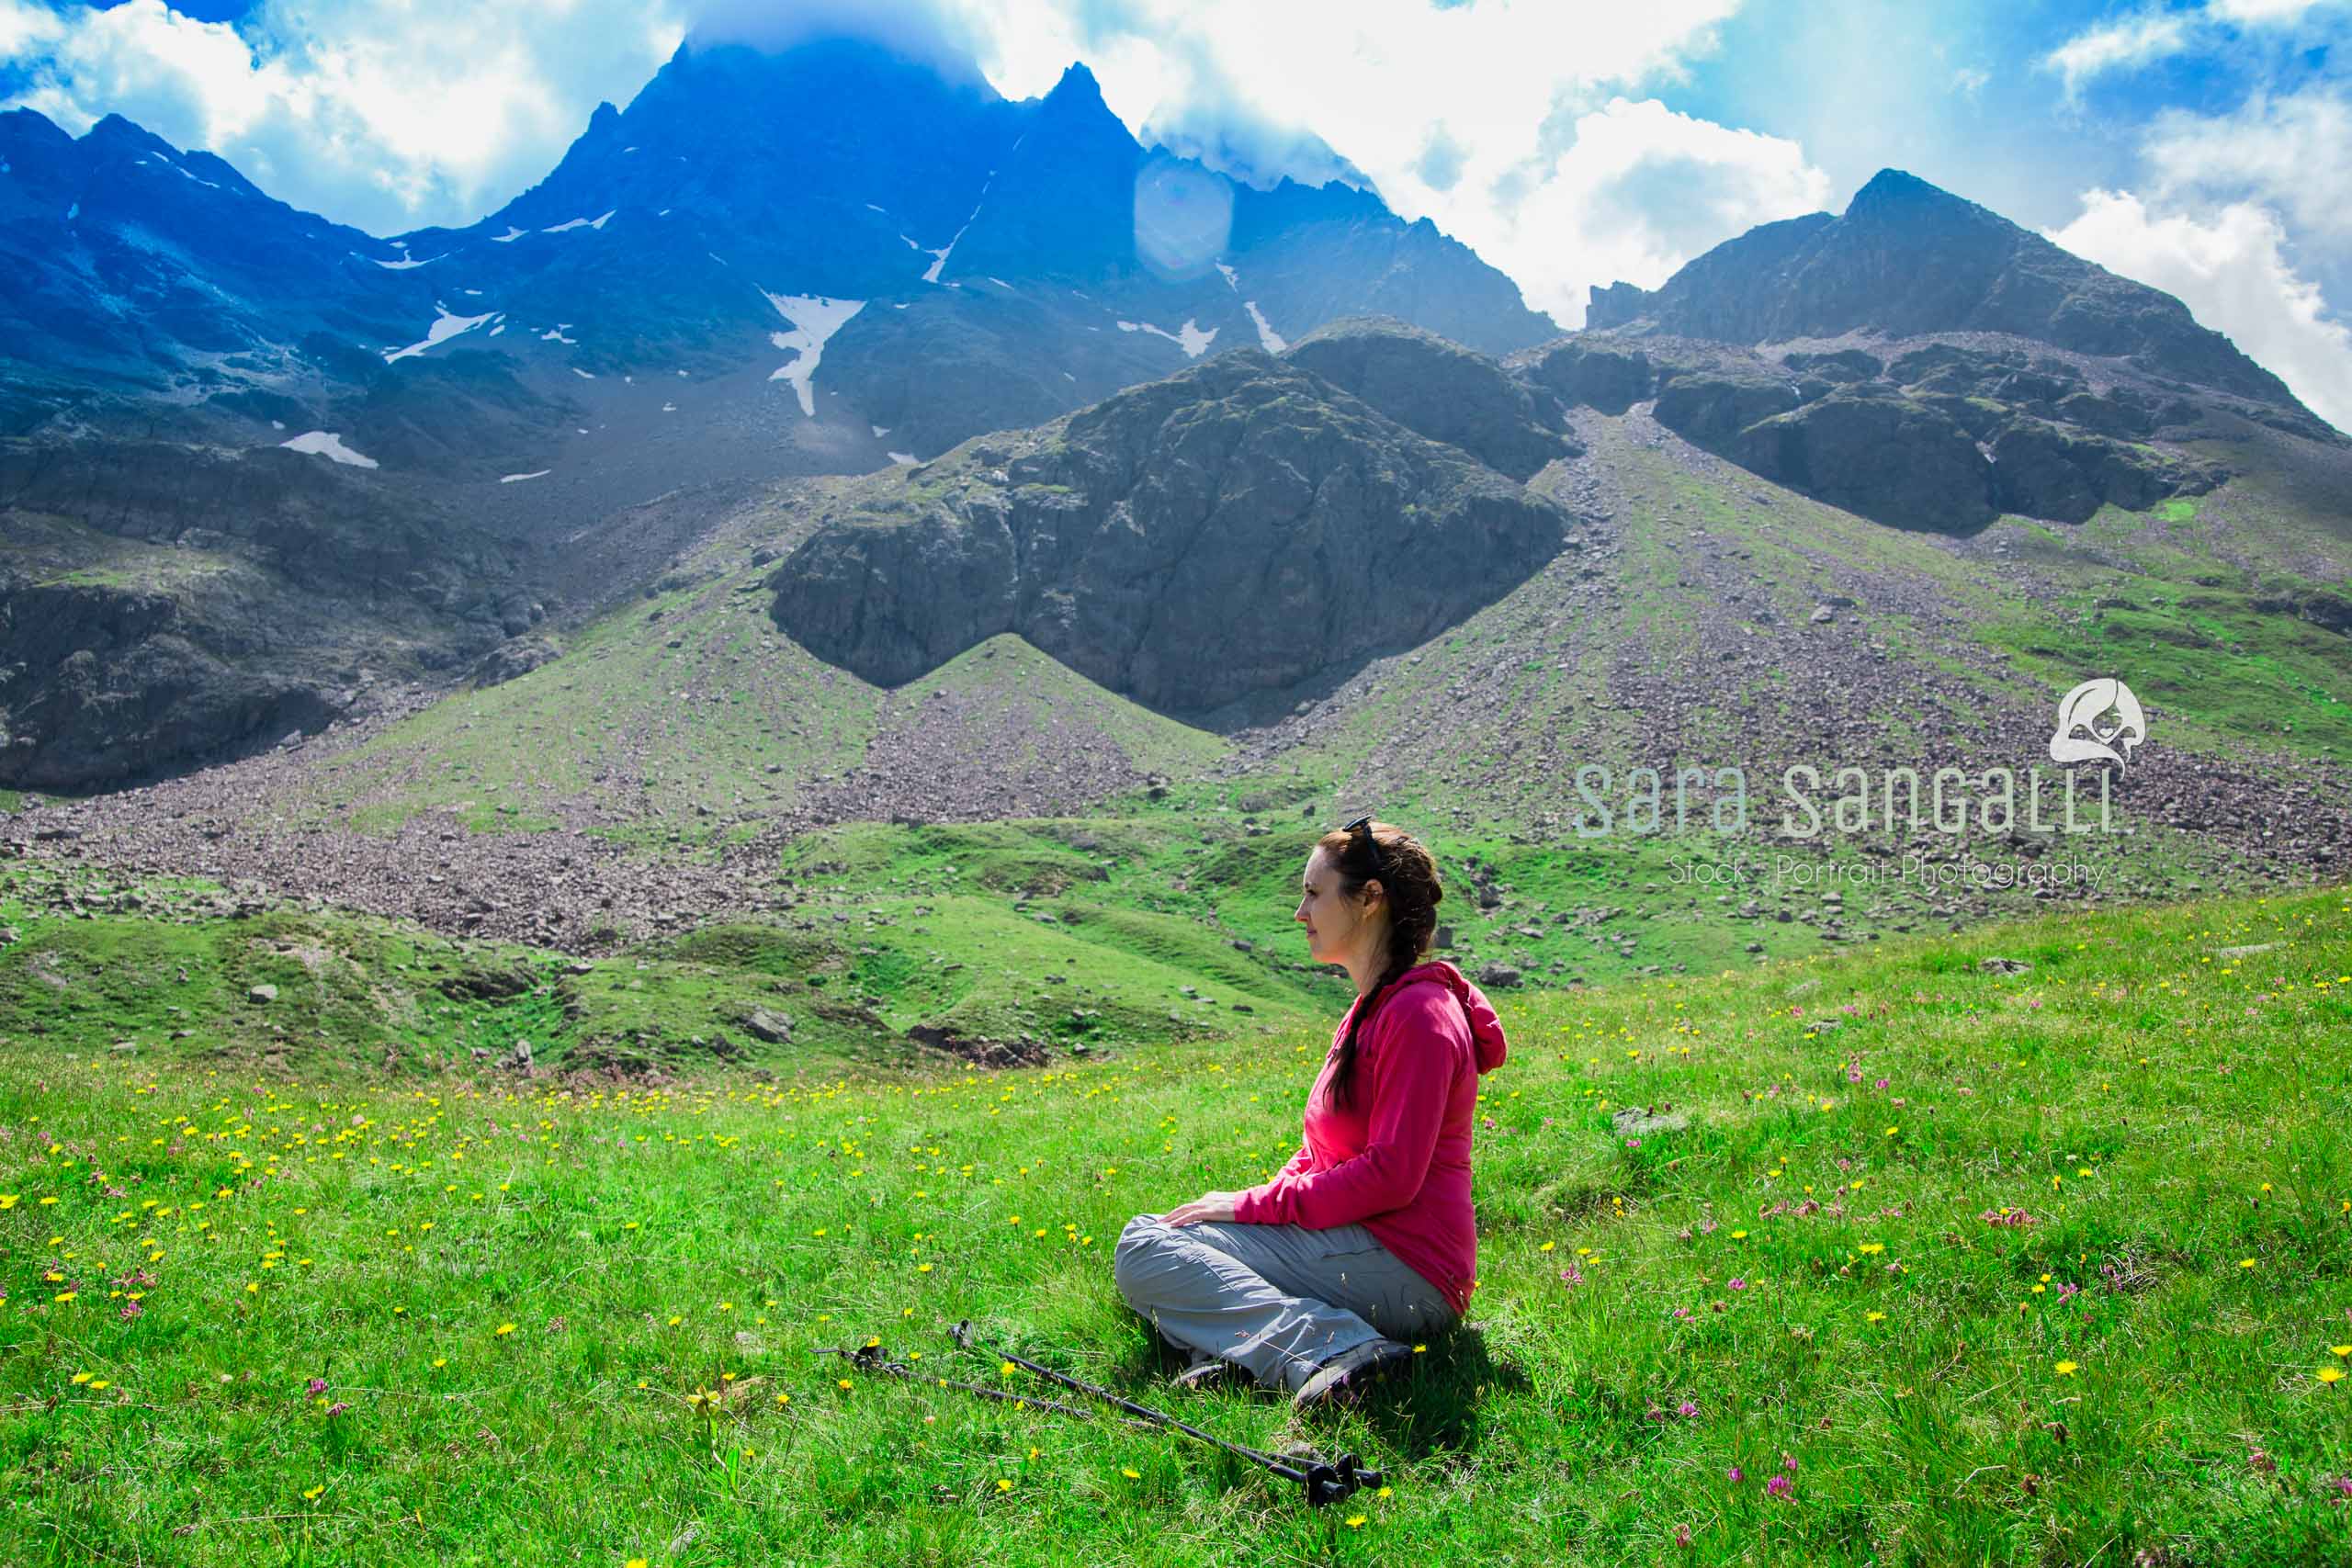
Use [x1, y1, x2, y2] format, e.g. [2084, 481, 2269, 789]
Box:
[1290, 1337, 1413, 1411]
[1172, 1356, 1245, 1391]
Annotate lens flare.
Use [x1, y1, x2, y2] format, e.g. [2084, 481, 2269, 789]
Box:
[1134, 155, 1233, 282]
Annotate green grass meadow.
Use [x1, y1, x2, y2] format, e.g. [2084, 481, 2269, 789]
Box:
[5, 875, 2351, 1565]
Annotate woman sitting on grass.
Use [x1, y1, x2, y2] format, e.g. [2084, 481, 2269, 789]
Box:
[1114, 816, 1510, 1410]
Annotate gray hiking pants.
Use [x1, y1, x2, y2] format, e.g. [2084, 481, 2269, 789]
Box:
[1113, 1213, 1459, 1393]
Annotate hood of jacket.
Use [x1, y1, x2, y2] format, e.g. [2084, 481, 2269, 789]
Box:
[1390, 958, 1509, 1074]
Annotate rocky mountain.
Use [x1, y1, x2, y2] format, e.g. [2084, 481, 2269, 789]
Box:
[1516, 333, 2233, 532]
[0, 30, 1560, 792]
[1587, 168, 2333, 440]
[766, 343, 1577, 720]
[0, 36, 1557, 469]
[3, 39, 2344, 832]
[1541, 166, 2342, 533]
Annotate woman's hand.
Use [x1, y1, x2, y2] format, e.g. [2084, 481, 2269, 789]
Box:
[1159, 1190, 1245, 1227]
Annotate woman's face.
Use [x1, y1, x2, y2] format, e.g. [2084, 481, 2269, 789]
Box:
[1295, 846, 1381, 965]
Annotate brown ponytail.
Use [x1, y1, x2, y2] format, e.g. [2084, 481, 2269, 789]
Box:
[1316, 818, 1444, 1114]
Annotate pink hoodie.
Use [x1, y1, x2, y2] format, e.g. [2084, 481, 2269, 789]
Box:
[1232, 959, 1510, 1316]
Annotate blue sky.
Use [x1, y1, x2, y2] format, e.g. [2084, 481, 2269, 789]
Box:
[3, 0, 2347, 424]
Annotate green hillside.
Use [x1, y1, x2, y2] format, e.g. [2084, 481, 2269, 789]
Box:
[6, 870, 2347, 1564]
[20, 401, 2340, 1010]
[250, 409, 2346, 864]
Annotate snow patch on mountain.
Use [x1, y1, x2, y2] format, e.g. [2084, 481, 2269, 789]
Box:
[281, 430, 378, 468]
[383, 306, 499, 363]
[541, 324, 576, 344]
[491, 226, 526, 243]
[1215, 264, 1286, 351]
[542, 210, 616, 234]
[500, 469, 551, 483]
[1117, 319, 1217, 358]
[922, 202, 982, 284]
[368, 250, 444, 270]
[1241, 302, 1285, 353]
[888, 451, 918, 465]
[763, 291, 865, 417]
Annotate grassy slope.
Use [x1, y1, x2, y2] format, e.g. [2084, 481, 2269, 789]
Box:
[0, 852, 1346, 1076]
[261, 412, 2346, 848]
[96, 410, 2341, 998]
[4, 880, 2347, 1564]
[1983, 492, 2352, 757]
[286, 517, 1225, 848]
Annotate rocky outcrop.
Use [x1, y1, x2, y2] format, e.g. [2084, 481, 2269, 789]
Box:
[1516, 332, 2229, 532]
[2252, 589, 2352, 635]
[1728, 390, 1996, 532]
[767, 349, 1574, 716]
[1987, 418, 2221, 523]
[470, 636, 562, 688]
[1511, 339, 1655, 415]
[0, 438, 519, 790]
[1650, 371, 1802, 452]
[1283, 316, 1578, 479]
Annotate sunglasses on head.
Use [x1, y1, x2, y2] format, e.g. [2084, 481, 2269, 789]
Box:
[1341, 814, 1388, 886]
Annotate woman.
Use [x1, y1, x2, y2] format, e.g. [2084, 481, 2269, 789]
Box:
[1114, 816, 1510, 1410]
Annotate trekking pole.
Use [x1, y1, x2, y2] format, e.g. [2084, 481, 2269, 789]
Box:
[948, 1319, 1386, 1508]
[812, 1337, 1157, 1429]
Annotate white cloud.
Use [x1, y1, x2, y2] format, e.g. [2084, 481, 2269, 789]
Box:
[2143, 86, 2352, 243]
[2040, 11, 2194, 99]
[957, 0, 1789, 325]
[0, 0, 1826, 331]
[0, 0, 688, 234]
[2040, 0, 2351, 97]
[0, 0, 1781, 316]
[0, 0, 63, 58]
[2207, 0, 2344, 21]
[2045, 188, 2352, 432]
[1480, 96, 1832, 324]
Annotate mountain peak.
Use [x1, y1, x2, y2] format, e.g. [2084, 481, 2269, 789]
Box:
[1581, 169, 2308, 413]
[83, 112, 178, 160]
[1037, 60, 1115, 125]
[1844, 167, 1995, 232]
[1046, 61, 1103, 101]
[1849, 167, 1943, 205]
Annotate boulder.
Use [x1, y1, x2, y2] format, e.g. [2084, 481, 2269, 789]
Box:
[741, 1007, 796, 1043]
[470, 636, 562, 688]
